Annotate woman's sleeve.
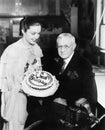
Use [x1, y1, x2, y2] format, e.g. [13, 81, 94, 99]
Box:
[34, 44, 43, 57]
[0, 48, 23, 92]
[0, 49, 10, 92]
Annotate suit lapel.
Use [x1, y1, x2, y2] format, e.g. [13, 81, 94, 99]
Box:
[60, 52, 78, 75]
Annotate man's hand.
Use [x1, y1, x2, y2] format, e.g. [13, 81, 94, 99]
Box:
[53, 97, 67, 106]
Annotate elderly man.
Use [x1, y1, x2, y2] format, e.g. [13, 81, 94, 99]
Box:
[43, 33, 98, 129]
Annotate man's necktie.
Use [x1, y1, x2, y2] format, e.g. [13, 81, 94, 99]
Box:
[61, 61, 66, 73]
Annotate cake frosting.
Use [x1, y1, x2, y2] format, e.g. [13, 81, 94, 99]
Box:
[22, 70, 59, 97]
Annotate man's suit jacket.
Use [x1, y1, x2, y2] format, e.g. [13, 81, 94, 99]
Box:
[52, 51, 97, 113]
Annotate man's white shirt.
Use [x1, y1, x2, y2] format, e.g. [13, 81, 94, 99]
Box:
[63, 52, 74, 70]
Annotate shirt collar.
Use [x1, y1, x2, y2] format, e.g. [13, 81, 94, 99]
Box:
[63, 52, 74, 68]
[21, 37, 36, 49]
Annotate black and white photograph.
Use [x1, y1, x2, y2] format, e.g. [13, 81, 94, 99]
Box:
[0, 0, 105, 130]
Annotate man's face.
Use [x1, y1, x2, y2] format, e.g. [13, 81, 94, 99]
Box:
[57, 37, 75, 60]
[23, 25, 41, 45]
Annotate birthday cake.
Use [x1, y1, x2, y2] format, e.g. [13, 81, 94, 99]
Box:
[22, 70, 59, 97]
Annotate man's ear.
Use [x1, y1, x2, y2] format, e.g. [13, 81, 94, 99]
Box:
[73, 43, 76, 50]
[21, 29, 24, 35]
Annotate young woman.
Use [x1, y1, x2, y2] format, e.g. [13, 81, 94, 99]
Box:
[0, 16, 43, 130]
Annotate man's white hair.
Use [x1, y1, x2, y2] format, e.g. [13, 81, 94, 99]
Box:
[56, 33, 75, 44]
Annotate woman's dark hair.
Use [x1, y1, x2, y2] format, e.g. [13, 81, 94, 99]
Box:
[20, 16, 42, 33]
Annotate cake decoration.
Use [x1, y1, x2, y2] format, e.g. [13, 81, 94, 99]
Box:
[22, 70, 59, 97]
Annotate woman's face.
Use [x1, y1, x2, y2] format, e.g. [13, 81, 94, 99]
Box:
[23, 25, 41, 45]
[57, 37, 76, 60]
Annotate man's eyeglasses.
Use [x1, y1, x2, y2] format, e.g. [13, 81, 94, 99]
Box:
[57, 45, 72, 49]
